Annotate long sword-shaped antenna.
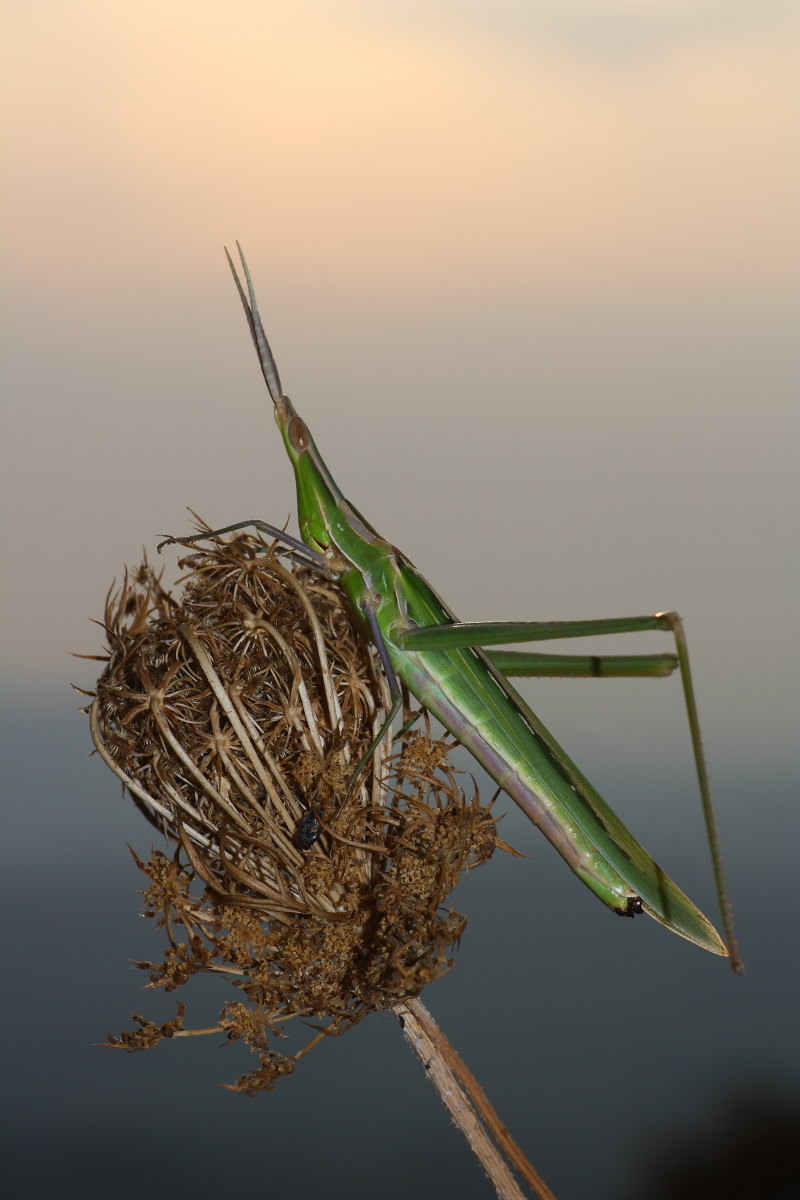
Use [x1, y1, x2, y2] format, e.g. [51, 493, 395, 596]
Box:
[225, 242, 284, 406]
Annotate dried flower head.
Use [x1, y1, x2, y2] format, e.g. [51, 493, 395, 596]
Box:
[86, 530, 498, 1093]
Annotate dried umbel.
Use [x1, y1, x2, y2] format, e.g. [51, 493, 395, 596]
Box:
[87, 531, 497, 1093]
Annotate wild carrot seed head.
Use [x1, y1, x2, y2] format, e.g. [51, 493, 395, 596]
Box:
[86, 530, 497, 1092]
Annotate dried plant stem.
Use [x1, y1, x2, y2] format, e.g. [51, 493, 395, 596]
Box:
[393, 998, 557, 1200]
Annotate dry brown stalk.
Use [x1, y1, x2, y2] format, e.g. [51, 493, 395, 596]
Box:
[395, 998, 558, 1200]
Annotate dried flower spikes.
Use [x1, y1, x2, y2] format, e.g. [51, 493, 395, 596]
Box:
[86, 531, 497, 1093]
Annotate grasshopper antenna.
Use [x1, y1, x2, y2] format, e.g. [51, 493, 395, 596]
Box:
[225, 242, 284, 406]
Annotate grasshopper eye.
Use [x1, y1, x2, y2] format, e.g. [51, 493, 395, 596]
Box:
[289, 415, 309, 450]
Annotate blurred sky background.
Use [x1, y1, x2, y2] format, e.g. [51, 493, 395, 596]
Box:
[2, 3, 798, 1198]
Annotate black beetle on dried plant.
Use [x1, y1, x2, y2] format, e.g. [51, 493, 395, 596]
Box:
[85, 531, 499, 1096]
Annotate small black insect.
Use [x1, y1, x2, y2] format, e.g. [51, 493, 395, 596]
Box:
[296, 808, 320, 851]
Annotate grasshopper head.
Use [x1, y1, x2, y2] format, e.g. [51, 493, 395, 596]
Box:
[274, 397, 346, 556]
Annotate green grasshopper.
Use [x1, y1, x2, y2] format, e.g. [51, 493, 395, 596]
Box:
[163, 245, 740, 971]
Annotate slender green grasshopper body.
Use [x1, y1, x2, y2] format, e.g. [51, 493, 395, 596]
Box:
[164, 247, 740, 970]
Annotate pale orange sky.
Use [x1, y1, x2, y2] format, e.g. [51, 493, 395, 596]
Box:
[5, 1, 797, 298]
[2, 0, 797, 776]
